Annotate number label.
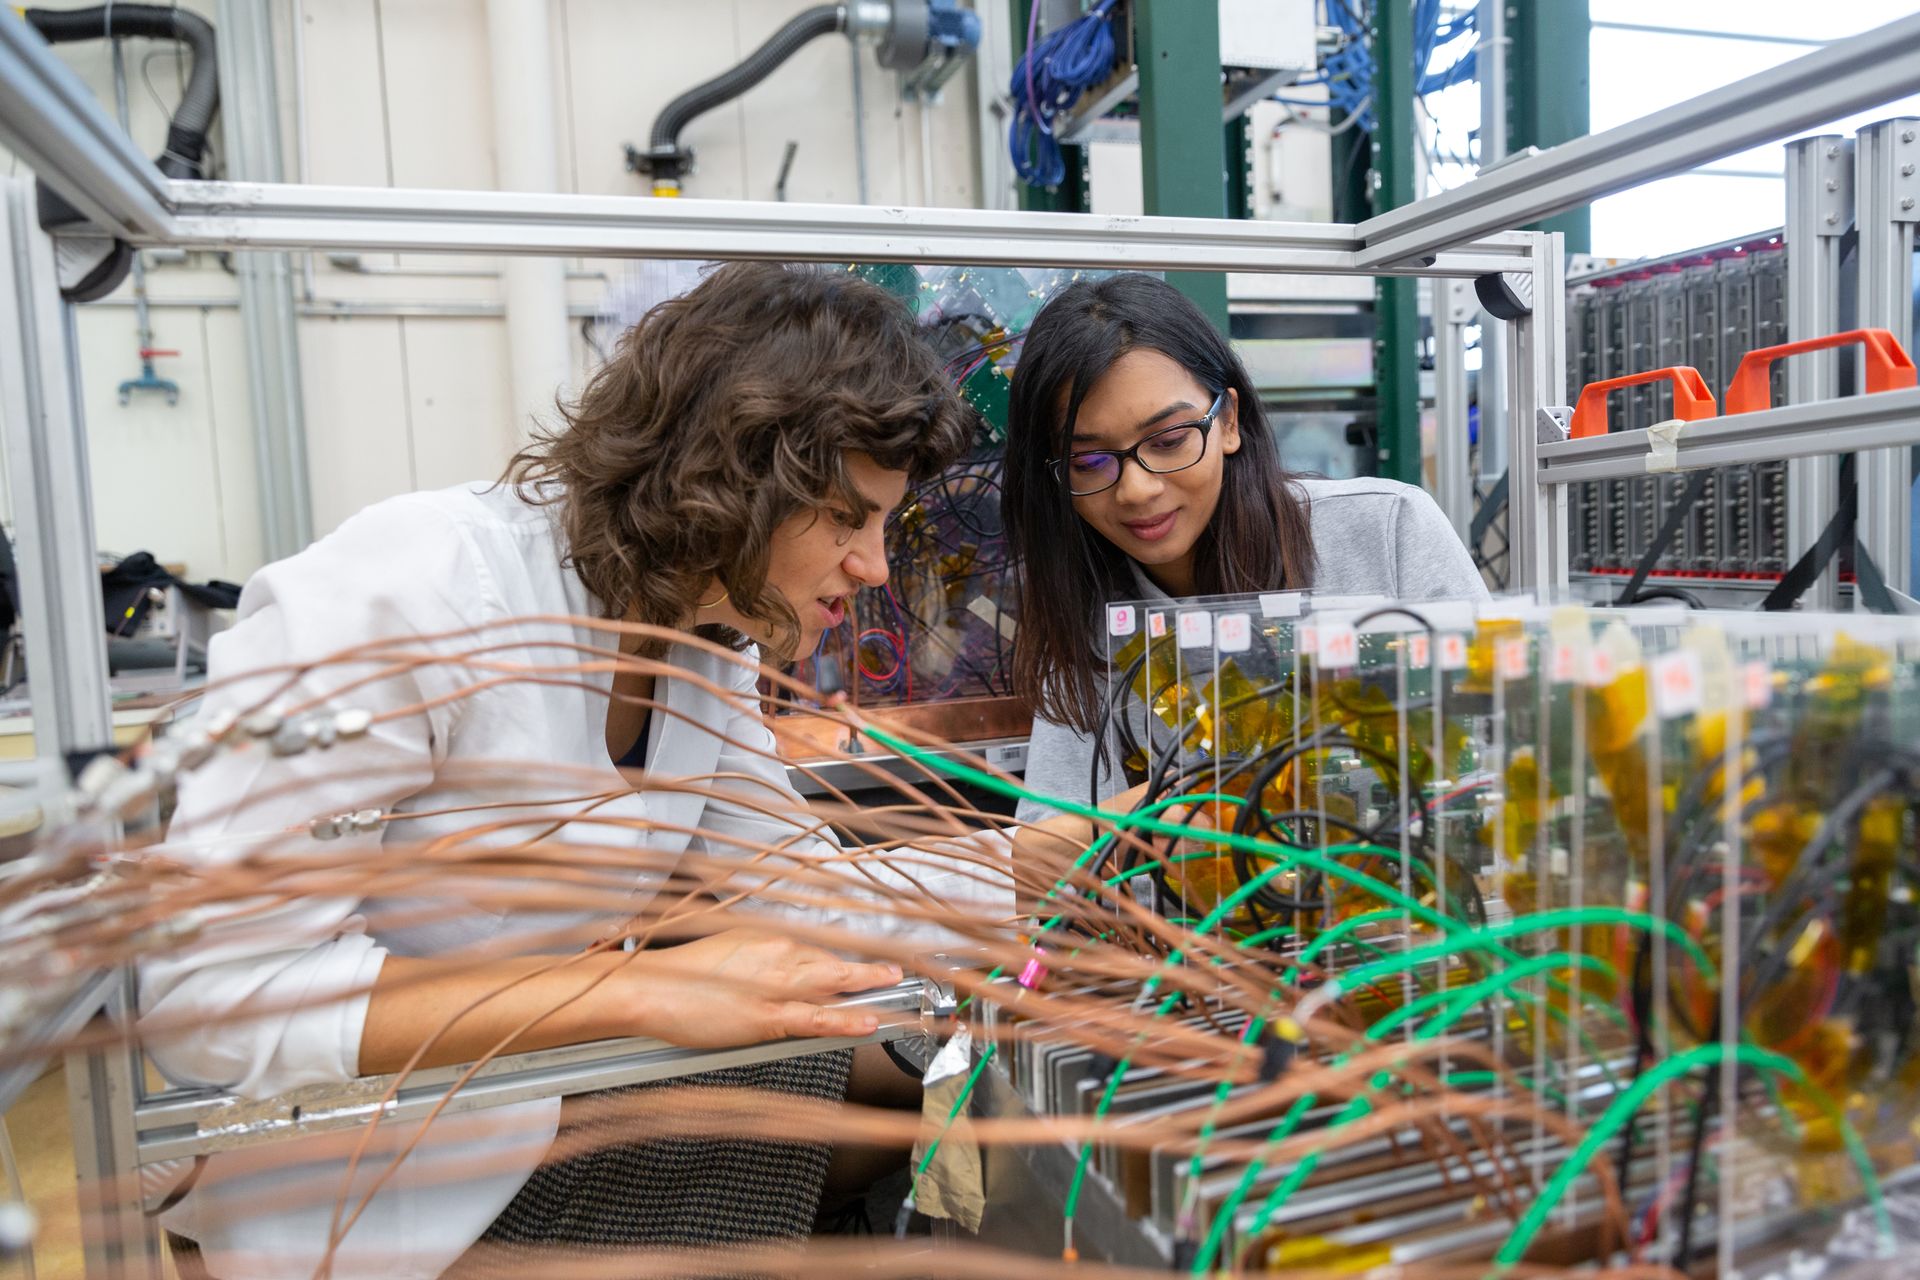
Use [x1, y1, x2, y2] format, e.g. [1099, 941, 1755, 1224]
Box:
[1218, 613, 1252, 653]
[1318, 622, 1358, 669]
[1495, 637, 1530, 681]
[1652, 650, 1703, 718]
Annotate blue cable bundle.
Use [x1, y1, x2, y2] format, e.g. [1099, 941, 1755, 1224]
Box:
[1005, 1, 1480, 187]
[1007, 0, 1121, 187]
[1273, 0, 1477, 139]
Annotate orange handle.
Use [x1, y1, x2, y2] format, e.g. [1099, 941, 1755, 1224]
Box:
[1569, 366, 1716, 440]
[1724, 328, 1918, 415]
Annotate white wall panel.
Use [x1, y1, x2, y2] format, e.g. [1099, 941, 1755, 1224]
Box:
[22, 0, 991, 587]
[201, 308, 269, 577]
[297, 316, 417, 536]
[299, 0, 394, 187]
[560, 0, 749, 198]
[402, 318, 517, 491]
[73, 306, 231, 579]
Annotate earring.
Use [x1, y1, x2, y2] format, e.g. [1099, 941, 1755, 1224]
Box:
[697, 585, 729, 609]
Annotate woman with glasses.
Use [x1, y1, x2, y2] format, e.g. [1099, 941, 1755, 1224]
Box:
[1001, 272, 1488, 844]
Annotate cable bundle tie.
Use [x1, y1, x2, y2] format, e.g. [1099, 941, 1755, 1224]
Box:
[309, 808, 384, 842]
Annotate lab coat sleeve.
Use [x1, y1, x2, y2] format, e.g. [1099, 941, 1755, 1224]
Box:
[691, 656, 1014, 950]
[139, 496, 493, 1098]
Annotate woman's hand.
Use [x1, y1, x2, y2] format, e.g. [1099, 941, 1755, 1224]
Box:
[625, 929, 904, 1049]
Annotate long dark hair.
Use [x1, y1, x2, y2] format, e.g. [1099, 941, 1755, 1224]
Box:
[1005, 273, 1316, 733]
[507, 262, 972, 661]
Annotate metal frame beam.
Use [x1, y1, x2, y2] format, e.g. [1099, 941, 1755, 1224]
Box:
[0, 10, 174, 239]
[213, 0, 314, 564]
[1432, 278, 1475, 540]
[156, 180, 1535, 275]
[0, 178, 113, 757]
[1536, 388, 1920, 486]
[136, 979, 945, 1163]
[1784, 136, 1851, 610]
[1854, 118, 1919, 597]
[1504, 233, 1568, 593]
[1355, 11, 1920, 268]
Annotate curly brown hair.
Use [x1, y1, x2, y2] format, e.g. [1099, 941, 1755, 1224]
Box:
[505, 262, 974, 660]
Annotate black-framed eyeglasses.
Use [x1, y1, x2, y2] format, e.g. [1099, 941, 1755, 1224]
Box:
[1050, 391, 1226, 497]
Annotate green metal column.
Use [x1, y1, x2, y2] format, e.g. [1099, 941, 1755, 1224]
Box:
[1372, 1, 1420, 484]
[1507, 0, 1591, 251]
[1135, 0, 1229, 332]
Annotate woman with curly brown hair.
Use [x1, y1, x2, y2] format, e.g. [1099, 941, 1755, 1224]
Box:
[140, 263, 988, 1279]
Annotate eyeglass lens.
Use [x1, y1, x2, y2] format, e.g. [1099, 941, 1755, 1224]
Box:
[1064, 423, 1209, 495]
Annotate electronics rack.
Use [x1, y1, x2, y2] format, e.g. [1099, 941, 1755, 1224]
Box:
[1565, 236, 1792, 581]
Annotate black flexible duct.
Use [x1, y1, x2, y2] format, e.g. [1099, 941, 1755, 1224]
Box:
[23, 5, 221, 302]
[26, 4, 219, 179]
[636, 3, 846, 187]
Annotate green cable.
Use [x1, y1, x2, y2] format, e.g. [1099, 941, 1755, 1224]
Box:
[1493, 1042, 1891, 1266]
[1332, 907, 1717, 994]
[914, 792, 1238, 1199]
[1062, 849, 1314, 1232]
[854, 731, 1681, 1256]
[911, 1040, 998, 1183]
[1194, 952, 1617, 1272]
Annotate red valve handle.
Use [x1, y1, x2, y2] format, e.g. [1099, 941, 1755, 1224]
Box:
[1724, 328, 1917, 415]
[139, 348, 180, 359]
[1569, 366, 1716, 440]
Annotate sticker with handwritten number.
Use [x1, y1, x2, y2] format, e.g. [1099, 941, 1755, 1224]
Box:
[1217, 613, 1251, 653]
[1108, 604, 1136, 637]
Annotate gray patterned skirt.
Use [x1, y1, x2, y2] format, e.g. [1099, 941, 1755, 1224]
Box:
[450, 1047, 854, 1274]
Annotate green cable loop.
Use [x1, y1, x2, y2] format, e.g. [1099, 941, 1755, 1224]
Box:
[1494, 1043, 1891, 1266]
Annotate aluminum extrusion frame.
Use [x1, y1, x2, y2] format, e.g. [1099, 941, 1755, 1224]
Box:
[1354, 11, 1920, 268]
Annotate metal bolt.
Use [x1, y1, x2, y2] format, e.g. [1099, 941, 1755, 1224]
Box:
[1826, 212, 1840, 225]
[1903, 163, 1917, 177]
[1904, 129, 1917, 143]
[1903, 197, 1917, 211]
[1826, 144, 1840, 159]
[1826, 179, 1838, 191]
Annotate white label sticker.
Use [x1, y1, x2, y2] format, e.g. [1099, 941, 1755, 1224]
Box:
[1651, 650, 1704, 719]
[1438, 633, 1468, 671]
[1259, 592, 1305, 619]
[1177, 611, 1212, 649]
[1586, 646, 1617, 687]
[1742, 660, 1772, 710]
[1296, 623, 1319, 657]
[1217, 613, 1252, 653]
[1550, 642, 1581, 685]
[922, 1022, 973, 1086]
[1318, 622, 1359, 669]
[1496, 637, 1530, 681]
[967, 595, 1018, 642]
[1407, 633, 1431, 670]
[1107, 604, 1137, 637]
[1148, 612, 1168, 639]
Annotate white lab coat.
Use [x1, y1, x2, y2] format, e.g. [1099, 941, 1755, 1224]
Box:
[139, 482, 1003, 1279]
